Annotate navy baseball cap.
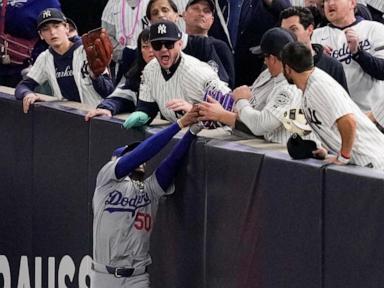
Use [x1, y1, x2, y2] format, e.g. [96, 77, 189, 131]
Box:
[150, 20, 182, 42]
[250, 27, 296, 57]
[186, 0, 215, 13]
[287, 133, 317, 160]
[112, 141, 142, 158]
[37, 8, 67, 30]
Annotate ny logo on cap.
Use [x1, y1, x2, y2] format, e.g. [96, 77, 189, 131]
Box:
[158, 24, 167, 35]
[42, 10, 52, 18]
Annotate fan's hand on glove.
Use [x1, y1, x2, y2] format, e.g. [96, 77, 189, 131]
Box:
[82, 28, 113, 77]
[122, 111, 150, 129]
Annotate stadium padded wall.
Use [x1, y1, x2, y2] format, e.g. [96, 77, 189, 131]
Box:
[1, 92, 384, 288]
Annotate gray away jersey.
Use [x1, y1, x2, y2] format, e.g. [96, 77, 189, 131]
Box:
[93, 160, 174, 268]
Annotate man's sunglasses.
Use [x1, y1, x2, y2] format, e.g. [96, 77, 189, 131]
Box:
[151, 40, 176, 51]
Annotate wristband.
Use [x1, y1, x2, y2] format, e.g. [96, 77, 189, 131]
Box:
[337, 153, 350, 164]
[177, 119, 184, 129]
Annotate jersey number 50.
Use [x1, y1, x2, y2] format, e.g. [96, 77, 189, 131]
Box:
[134, 212, 152, 231]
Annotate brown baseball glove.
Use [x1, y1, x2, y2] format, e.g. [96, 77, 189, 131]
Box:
[82, 28, 113, 77]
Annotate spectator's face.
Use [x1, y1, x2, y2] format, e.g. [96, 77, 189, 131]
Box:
[324, 0, 356, 23]
[68, 24, 78, 38]
[152, 39, 182, 69]
[281, 16, 312, 45]
[39, 22, 69, 48]
[141, 40, 155, 63]
[283, 64, 295, 85]
[150, 0, 179, 23]
[183, 1, 214, 35]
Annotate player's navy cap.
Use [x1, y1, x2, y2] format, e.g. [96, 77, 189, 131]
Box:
[250, 27, 296, 57]
[112, 141, 142, 159]
[186, 0, 215, 13]
[37, 8, 67, 30]
[287, 133, 317, 160]
[150, 20, 182, 42]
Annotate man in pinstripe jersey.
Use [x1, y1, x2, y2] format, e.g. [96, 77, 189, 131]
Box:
[282, 42, 384, 169]
[101, 0, 188, 64]
[123, 20, 230, 128]
[198, 27, 324, 153]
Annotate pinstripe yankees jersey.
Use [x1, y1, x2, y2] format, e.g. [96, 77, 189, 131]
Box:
[236, 70, 320, 145]
[102, 0, 188, 62]
[303, 68, 384, 169]
[102, 0, 150, 62]
[26, 45, 106, 107]
[371, 97, 384, 128]
[312, 20, 384, 112]
[93, 160, 174, 268]
[139, 52, 231, 122]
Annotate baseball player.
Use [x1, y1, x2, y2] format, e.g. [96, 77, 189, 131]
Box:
[198, 27, 324, 153]
[280, 6, 349, 93]
[91, 107, 203, 288]
[282, 41, 384, 168]
[123, 20, 230, 128]
[14, 8, 114, 113]
[311, 0, 384, 112]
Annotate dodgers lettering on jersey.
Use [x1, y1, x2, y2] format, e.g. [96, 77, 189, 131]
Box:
[104, 189, 151, 216]
[303, 68, 384, 169]
[312, 20, 384, 111]
[330, 39, 371, 64]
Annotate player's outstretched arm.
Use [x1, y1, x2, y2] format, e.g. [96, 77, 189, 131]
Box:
[155, 107, 202, 191]
[115, 107, 199, 179]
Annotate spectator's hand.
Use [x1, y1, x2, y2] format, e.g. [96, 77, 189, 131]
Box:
[322, 45, 333, 55]
[166, 99, 193, 113]
[325, 155, 345, 165]
[85, 108, 112, 122]
[366, 111, 376, 123]
[197, 96, 226, 122]
[122, 111, 150, 129]
[23, 93, 43, 114]
[345, 28, 360, 54]
[232, 85, 252, 103]
[313, 147, 328, 159]
[179, 104, 199, 127]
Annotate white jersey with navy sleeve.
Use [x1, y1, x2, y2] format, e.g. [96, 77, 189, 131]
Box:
[311, 20, 384, 111]
[27, 46, 103, 107]
[93, 159, 174, 268]
[303, 68, 384, 169]
[236, 71, 320, 145]
[139, 52, 231, 122]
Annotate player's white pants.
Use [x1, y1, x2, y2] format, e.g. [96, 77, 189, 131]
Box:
[91, 270, 150, 288]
